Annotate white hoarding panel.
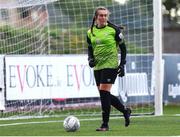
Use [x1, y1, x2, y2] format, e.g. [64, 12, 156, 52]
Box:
[5, 55, 118, 100]
[0, 55, 5, 110]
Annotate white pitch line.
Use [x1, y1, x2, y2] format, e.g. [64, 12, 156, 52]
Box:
[0, 114, 179, 127]
[0, 120, 62, 127]
[0, 116, 147, 127]
[0, 117, 103, 127]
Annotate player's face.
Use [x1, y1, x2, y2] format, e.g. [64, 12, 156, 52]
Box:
[96, 10, 108, 27]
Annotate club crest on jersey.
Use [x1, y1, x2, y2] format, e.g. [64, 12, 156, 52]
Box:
[96, 39, 101, 44]
[104, 32, 109, 36]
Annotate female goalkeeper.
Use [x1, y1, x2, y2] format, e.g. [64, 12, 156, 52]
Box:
[87, 6, 131, 131]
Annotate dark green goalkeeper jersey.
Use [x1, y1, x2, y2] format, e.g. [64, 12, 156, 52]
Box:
[87, 22, 123, 70]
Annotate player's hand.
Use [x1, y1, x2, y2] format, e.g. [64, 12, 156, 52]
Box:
[117, 65, 125, 77]
[88, 58, 96, 68]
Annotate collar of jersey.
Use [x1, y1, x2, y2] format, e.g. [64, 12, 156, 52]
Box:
[95, 24, 107, 29]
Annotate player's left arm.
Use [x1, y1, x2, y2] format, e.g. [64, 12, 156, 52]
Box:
[119, 41, 127, 66]
[115, 27, 127, 77]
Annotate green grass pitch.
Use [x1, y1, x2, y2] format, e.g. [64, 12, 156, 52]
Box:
[0, 105, 179, 136]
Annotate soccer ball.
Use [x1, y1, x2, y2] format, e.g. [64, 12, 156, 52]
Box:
[63, 115, 80, 132]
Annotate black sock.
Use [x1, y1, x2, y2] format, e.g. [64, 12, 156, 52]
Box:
[110, 94, 125, 113]
[99, 90, 111, 127]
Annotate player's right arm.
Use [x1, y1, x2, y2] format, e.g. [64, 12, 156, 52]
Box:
[87, 32, 95, 68]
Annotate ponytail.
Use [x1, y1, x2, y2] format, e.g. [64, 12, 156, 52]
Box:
[91, 17, 96, 36]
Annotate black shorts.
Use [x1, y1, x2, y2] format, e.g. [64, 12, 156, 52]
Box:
[94, 68, 117, 86]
